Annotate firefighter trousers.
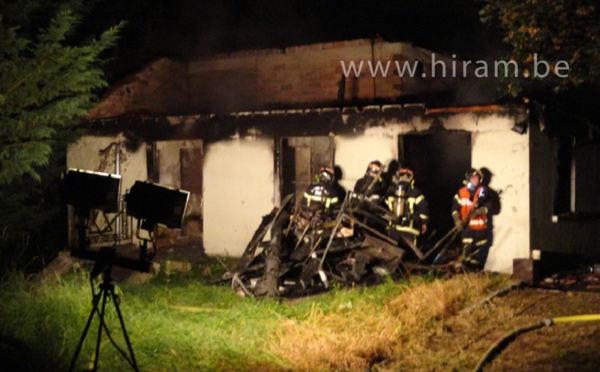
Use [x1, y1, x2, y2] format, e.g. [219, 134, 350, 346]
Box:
[460, 228, 490, 271]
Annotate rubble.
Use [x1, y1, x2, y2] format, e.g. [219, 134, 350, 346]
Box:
[540, 269, 600, 292]
[224, 192, 448, 298]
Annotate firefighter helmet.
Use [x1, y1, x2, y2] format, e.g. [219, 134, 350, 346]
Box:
[396, 168, 414, 183]
[317, 166, 335, 183]
[465, 168, 483, 189]
[365, 160, 382, 177]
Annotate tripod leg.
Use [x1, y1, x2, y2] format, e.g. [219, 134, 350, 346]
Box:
[110, 289, 140, 371]
[93, 287, 110, 371]
[68, 290, 103, 372]
[70, 267, 140, 371]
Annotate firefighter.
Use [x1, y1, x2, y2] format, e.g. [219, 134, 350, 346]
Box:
[353, 160, 386, 201]
[290, 166, 341, 261]
[385, 168, 429, 246]
[302, 166, 340, 215]
[351, 161, 388, 232]
[451, 168, 491, 271]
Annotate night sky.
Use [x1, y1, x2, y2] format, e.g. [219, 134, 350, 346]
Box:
[78, 0, 597, 120]
[91, 0, 505, 81]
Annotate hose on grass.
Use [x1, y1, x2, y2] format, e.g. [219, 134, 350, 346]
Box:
[461, 281, 522, 314]
[472, 314, 600, 372]
[552, 314, 600, 323]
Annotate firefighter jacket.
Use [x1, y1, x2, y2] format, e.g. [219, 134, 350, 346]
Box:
[303, 182, 339, 212]
[385, 182, 429, 236]
[452, 186, 488, 230]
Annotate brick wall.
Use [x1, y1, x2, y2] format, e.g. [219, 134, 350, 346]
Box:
[88, 58, 188, 119]
[89, 39, 458, 118]
[189, 39, 438, 113]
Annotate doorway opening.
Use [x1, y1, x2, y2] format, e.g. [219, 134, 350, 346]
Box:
[279, 137, 334, 206]
[400, 131, 471, 236]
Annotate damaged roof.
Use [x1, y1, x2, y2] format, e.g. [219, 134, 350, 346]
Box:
[88, 39, 500, 121]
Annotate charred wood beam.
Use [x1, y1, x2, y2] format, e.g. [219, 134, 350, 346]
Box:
[348, 213, 424, 260]
[231, 273, 254, 297]
[299, 259, 320, 289]
[254, 211, 287, 297]
[343, 214, 396, 244]
[318, 194, 352, 284]
[233, 193, 294, 273]
[351, 208, 390, 227]
[311, 239, 363, 256]
[233, 208, 277, 274]
[348, 195, 424, 260]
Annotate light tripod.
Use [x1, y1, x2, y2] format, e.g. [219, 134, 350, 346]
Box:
[68, 253, 139, 372]
[61, 172, 190, 371]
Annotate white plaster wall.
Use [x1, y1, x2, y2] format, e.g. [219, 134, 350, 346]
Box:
[67, 114, 530, 271]
[66, 134, 147, 194]
[333, 115, 530, 274]
[471, 122, 530, 273]
[334, 135, 397, 192]
[66, 134, 148, 244]
[203, 139, 274, 257]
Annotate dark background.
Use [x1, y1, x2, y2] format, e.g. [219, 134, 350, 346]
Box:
[86, 0, 506, 82]
[86, 0, 598, 121]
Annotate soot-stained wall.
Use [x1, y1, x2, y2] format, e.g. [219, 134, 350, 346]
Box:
[70, 106, 530, 273]
[333, 111, 530, 273]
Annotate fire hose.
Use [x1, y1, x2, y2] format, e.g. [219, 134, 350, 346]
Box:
[472, 314, 600, 372]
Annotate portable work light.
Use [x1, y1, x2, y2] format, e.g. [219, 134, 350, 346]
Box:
[125, 180, 190, 229]
[60, 168, 121, 213]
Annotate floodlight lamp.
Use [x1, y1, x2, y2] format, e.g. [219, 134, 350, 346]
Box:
[125, 181, 190, 229]
[511, 122, 528, 135]
[60, 168, 121, 213]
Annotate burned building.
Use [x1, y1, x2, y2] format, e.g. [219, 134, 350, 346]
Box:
[66, 39, 599, 274]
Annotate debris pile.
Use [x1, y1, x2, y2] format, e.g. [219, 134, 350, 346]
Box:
[224, 193, 441, 297]
[540, 268, 600, 291]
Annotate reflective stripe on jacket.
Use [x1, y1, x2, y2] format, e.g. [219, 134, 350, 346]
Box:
[304, 192, 338, 210]
[385, 189, 429, 236]
[456, 186, 487, 230]
[303, 183, 339, 211]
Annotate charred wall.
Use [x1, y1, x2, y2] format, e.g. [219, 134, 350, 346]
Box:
[530, 121, 600, 257]
[87, 40, 466, 120]
[72, 105, 531, 271]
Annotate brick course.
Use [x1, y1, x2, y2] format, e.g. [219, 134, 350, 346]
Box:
[89, 39, 453, 119]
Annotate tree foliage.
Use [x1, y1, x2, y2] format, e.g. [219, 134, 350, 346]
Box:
[0, 3, 123, 272]
[480, 0, 600, 94]
[0, 9, 122, 184]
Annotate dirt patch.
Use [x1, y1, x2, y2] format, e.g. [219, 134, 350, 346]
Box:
[154, 237, 207, 263]
[425, 287, 600, 372]
[361, 282, 600, 372]
[73, 238, 208, 283]
[484, 288, 600, 372]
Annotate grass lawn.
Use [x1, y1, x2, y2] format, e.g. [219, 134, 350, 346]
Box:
[0, 261, 514, 371]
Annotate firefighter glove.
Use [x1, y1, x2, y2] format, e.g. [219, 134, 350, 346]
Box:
[452, 213, 463, 231]
[475, 207, 488, 216]
[454, 218, 463, 232]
